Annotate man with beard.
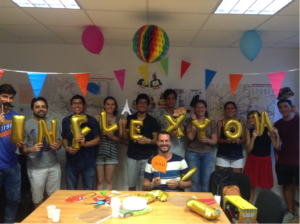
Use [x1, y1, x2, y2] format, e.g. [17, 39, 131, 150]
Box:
[0, 84, 21, 223]
[143, 131, 191, 191]
[16, 97, 62, 209]
[153, 89, 187, 157]
[122, 94, 159, 191]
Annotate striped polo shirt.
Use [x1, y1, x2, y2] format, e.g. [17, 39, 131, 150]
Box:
[144, 153, 189, 191]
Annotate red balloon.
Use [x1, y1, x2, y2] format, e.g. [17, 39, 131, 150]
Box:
[82, 26, 104, 54]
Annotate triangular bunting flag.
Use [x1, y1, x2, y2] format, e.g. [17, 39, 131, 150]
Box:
[0, 69, 4, 79]
[74, 73, 90, 97]
[268, 72, 285, 98]
[229, 74, 243, 96]
[113, 69, 126, 91]
[160, 58, 168, 76]
[138, 64, 148, 85]
[181, 60, 191, 78]
[28, 73, 47, 98]
[205, 69, 217, 90]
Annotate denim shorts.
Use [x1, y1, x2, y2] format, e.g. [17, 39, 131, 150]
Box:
[96, 155, 118, 165]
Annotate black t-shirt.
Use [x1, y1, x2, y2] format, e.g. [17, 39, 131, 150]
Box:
[62, 114, 101, 170]
[126, 113, 159, 160]
[250, 127, 271, 157]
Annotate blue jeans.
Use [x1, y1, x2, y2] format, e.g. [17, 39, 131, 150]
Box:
[65, 164, 95, 190]
[185, 150, 215, 192]
[0, 163, 21, 223]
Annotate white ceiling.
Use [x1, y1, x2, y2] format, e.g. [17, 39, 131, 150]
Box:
[0, 0, 299, 48]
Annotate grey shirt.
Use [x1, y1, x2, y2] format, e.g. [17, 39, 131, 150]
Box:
[153, 109, 188, 157]
[24, 118, 62, 169]
[186, 118, 217, 153]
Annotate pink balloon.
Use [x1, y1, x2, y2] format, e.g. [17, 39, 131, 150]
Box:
[82, 26, 104, 54]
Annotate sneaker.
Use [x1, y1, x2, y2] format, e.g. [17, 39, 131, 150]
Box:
[283, 212, 297, 223]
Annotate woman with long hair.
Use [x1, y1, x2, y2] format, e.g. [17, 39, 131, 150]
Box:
[92, 96, 123, 190]
[243, 111, 280, 203]
[186, 100, 217, 192]
[216, 101, 246, 173]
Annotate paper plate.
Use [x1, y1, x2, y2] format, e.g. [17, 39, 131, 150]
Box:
[122, 197, 147, 211]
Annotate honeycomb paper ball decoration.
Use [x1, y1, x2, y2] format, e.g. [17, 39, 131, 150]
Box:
[132, 25, 169, 63]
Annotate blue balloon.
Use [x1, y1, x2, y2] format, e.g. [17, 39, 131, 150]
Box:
[87, 82, 100, 95]
[240, 30, 262, 62]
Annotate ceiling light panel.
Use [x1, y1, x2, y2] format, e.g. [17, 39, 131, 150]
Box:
[45, 0, 65, 8]
[244, 0, 274, 14]
[12, 0, 34, 7]
[30, 0, 49, 8]
[229, 0, 256, 14]
[214, 0, 239, 14]
[260, 0, 293, 14]
[12, 0, 80, 9]
[215, 0, 294, 15]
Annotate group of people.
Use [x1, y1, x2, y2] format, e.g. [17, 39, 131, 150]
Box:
[0, 84, 298, 223]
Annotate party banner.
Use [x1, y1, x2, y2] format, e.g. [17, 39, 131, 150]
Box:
[0, 69, 4, 79]
[181, 60, 191, 78]
[205, 69, 217, 90]
[113, 69, 126, 91]
[229, 74, 243, 96]
[160, 58, 169, 76]
[74, 73, 90, 97]
[27, 73, 47, 98]
[138, 64, 149, 85]
[268, 72, 285, 98]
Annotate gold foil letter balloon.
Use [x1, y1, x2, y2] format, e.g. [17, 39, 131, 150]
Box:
[129, 119, 143, 142]
[191, 118, 211, 141]
[36, 119, 57, 145]
[164, 114, 185, 139]
[254, 111, 273, 136]
[11, 115, 25, 143]
[224, 119, 242, 143]
[100, 109, 118, 135]
[70, 114, 91, 150]
[186, 199, 220, 220]
[181, 167, 197, 181]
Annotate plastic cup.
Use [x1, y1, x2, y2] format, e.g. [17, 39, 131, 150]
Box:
[111, 198, 121, 218]
[52, 209, 61, 223]
[47, 205, 56, 219]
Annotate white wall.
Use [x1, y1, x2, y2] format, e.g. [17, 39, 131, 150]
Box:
[0, 43, 298, 202]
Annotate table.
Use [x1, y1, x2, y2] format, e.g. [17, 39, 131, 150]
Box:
[22, 190, 230, 223]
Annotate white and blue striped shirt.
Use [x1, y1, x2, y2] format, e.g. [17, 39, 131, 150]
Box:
[144, 153, 189, 191]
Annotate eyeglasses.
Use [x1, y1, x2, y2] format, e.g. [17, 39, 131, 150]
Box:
[72, 102, 83, 106]
[137, 101, 148, 105]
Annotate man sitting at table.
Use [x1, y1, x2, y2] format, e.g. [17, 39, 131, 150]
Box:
[143, 131, 192, 191]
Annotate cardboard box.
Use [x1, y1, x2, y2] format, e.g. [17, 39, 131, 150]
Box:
[224, 196, 257, 224]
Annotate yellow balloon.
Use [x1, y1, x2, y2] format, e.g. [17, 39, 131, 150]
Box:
[181, 167, 197, 181]
[129, 119, 143, 142]
[164, 114, 185, 139]
[254, 111, 273, 136]
[191, 118, 211, 141]
[224, 119, 242, 143]
[253, 111, 260, 132]
[70, 114, 91, 150]
[186, 199, 220, 220]
[36, 119, 57, 145]
[99, 109, 118, 135]
[149, 190, 169, 202]
[11, 115, 25, 143]
[134, 193, 156, 204]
